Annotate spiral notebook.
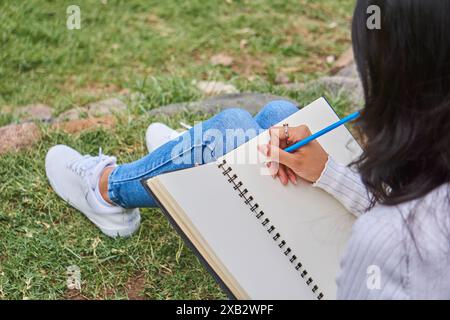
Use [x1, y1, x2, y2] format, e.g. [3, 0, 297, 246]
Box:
[143, 97, 362, 300]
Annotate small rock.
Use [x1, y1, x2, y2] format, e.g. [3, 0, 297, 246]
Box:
[146, 13, 161, 24]
[275, 73, 290, 85]
[331, 48, 354, 74]
[118, 88, 130, 96]
[210, 54, 234, 67]
[337, 63, 359, 79]
[196, 81, 239, 96]
[56, 108, 85, 122]
[311, 76, 364, 111]
[236, 28, 255, 36]
[326, 55, 336, 64]
[280, 82, 306, 91]
[314, 76, 362, 93]
[129, 92, 146, 105]
[15, 104, 52, 122]
[328, 22, 338, 29]
[86, 98, 127, 117]
[240, 39, 248, 50]
[0, 123, 41, 155]
[52, 116, 115, 134]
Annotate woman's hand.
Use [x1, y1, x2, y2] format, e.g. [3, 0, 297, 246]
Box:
[258, 125, 329, 185]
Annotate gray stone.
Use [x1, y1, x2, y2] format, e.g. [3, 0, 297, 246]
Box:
[310, 76, 364, 111]
[55, 98, 127, 122]
[279, 82, 306, 91]
[15, 104, 52, 122]
[280, 60, 364, 112]
[86, 98, 127, 117]
[147, 93, 299, 117]
[55, 108, 86, 122]
[337, 63, 359, 79]
[312, 76, 361, 93]
[0, 122, 41, 155]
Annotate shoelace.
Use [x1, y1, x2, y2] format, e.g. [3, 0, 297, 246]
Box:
[67, 148, 109, 177]
[163, 122, 191, 140]
[179, 122, 192, 130]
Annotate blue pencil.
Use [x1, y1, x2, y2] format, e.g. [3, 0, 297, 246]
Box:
[284, 111, 361, 153]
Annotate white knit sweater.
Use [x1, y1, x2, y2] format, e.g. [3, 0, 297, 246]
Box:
[313, 157, 450, 299]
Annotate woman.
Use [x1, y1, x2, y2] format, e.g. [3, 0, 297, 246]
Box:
[46, 0, 450, 299]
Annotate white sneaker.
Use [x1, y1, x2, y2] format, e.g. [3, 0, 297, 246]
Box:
[145, 122, 190, 153]
[45, 145, 141, 238]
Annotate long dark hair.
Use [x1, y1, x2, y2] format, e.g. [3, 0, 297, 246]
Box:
[351, 0, 450, 207]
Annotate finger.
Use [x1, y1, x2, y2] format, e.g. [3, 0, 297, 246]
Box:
[269, 127, 289, 149]
[289, 125, 312, 142]
[257, 144, 269, 157]
[277, 165, 289, 185]
[258, 144, 278, 177]
[286, 167, 298, 185]
[268, 144, 298, 168]
[269, 160, 279, 177]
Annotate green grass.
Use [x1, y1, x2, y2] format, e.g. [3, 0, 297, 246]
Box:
[0, 0, 353, 113]
[0, 0, 355, 299]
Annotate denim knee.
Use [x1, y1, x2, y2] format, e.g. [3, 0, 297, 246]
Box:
[210, 108, 257, 131]
[254, 100, 299, 129]
[203, 108, 261, 156]
[260, 100, 299, 120]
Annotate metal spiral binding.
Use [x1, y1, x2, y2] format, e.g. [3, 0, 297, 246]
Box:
[217, 159, 324, 300]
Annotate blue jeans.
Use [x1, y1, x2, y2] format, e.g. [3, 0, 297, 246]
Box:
[108, 100, 298, 208]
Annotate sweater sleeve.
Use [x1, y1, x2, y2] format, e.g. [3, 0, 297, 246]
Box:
[336, 212, 408, 300]
[313, 156, 371, 217]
